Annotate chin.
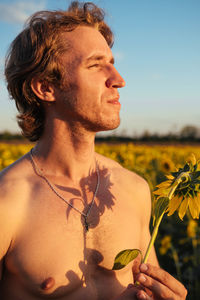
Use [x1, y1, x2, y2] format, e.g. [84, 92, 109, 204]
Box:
[82, 115, 120, 133]
[95, 118, 120, 132]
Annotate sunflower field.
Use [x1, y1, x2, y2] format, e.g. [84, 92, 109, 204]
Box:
[0, 142, 200, 299]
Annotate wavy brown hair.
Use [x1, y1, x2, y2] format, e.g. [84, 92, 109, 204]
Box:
[4, 1, 113, 141]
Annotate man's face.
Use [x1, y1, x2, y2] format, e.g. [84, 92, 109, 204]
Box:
[56, 26, 125, 132]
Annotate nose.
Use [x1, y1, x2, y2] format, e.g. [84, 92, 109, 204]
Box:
[105, 66, 126, 89]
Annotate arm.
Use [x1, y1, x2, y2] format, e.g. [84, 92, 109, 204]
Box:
[0, 199, 13, 282]
[0, 178, 19, 283]
[111, 284, 142, 300]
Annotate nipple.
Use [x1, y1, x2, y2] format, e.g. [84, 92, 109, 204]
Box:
[40, 277, 55, 290]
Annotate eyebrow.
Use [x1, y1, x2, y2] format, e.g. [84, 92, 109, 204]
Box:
[85, 55, 115, 64]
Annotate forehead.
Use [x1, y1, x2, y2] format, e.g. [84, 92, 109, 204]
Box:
[61, 26, 113, 61]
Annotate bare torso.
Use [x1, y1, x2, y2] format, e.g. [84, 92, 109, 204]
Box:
[0, 152, 156, 300]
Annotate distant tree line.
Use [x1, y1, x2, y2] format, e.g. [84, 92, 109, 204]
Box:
[0, 125, 200, 143]
[0, 131, 25, 141]
[96, 125, 200, 143]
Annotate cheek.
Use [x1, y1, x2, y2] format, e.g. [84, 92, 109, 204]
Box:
[78, 83, 104, 105]
[62, 71, 106, 111]
[78, 71, 106, 94]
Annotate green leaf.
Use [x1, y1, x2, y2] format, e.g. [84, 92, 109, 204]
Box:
[112, 249, 141, 270]
[153, 197, 169, 226]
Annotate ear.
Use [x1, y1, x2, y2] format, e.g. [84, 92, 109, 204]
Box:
[31, 77, 56, 102]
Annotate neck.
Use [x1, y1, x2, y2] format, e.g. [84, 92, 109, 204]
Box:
[33, 120, 97, 183]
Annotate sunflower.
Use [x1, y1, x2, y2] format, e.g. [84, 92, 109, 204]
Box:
[159, 235, 172, 255]
[153, 154, 200, 220]
[187, 219, 198, 238]
[160, 156, 175, 173]
[112, 154, 200, 270]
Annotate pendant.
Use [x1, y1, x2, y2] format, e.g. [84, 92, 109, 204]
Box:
[84, 216, 89, 232]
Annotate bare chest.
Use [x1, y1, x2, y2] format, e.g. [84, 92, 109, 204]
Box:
[4, 184, 142, 299]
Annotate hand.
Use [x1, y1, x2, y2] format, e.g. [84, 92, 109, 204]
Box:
[112, 284, 142, 300]
[135, 263, 187, 300]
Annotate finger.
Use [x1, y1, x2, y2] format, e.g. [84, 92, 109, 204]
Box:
[139, 263, 186, 296]
[118, 284, 141, 299]
[136, 272, 174, 299]
[136, 289, 152, 300]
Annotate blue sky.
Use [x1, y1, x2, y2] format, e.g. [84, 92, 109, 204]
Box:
[0, 0, 199, 136]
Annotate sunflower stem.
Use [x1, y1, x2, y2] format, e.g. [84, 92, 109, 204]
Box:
[143, 212, 165, 263]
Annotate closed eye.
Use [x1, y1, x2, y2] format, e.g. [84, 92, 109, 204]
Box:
[86, 54, 114, 69]
[88, 63, 101, 69]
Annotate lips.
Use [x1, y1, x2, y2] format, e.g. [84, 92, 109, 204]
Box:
[107, 96, 120, 105]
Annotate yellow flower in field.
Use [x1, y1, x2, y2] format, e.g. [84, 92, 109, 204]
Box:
[187, 219, 197, 238]
[160, 156, 175, 173]
[159, 235, 172, 255]
[154, 154, 200, 220]
[3, 159, 15, 168]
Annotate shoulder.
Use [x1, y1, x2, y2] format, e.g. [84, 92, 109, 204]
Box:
[96, 152, 151, 212]
[96, 152, 150, 192]
[0, 153, 32, 193]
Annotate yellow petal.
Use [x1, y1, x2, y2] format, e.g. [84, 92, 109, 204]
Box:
[188, 197, 199, 219]
[178, 198, 189, 220]
[166, 175, 174, 180]
[156, 181, 172, 189]
[193, 196, 200, 216]
[194, 196, 200, 211]
[167, 195, 183, 216]
[153, 188, 170, 196]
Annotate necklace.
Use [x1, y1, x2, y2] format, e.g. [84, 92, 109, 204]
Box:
[29, 149, 100, 232]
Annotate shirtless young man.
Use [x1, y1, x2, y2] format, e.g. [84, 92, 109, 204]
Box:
[0, 2, 187, 300]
